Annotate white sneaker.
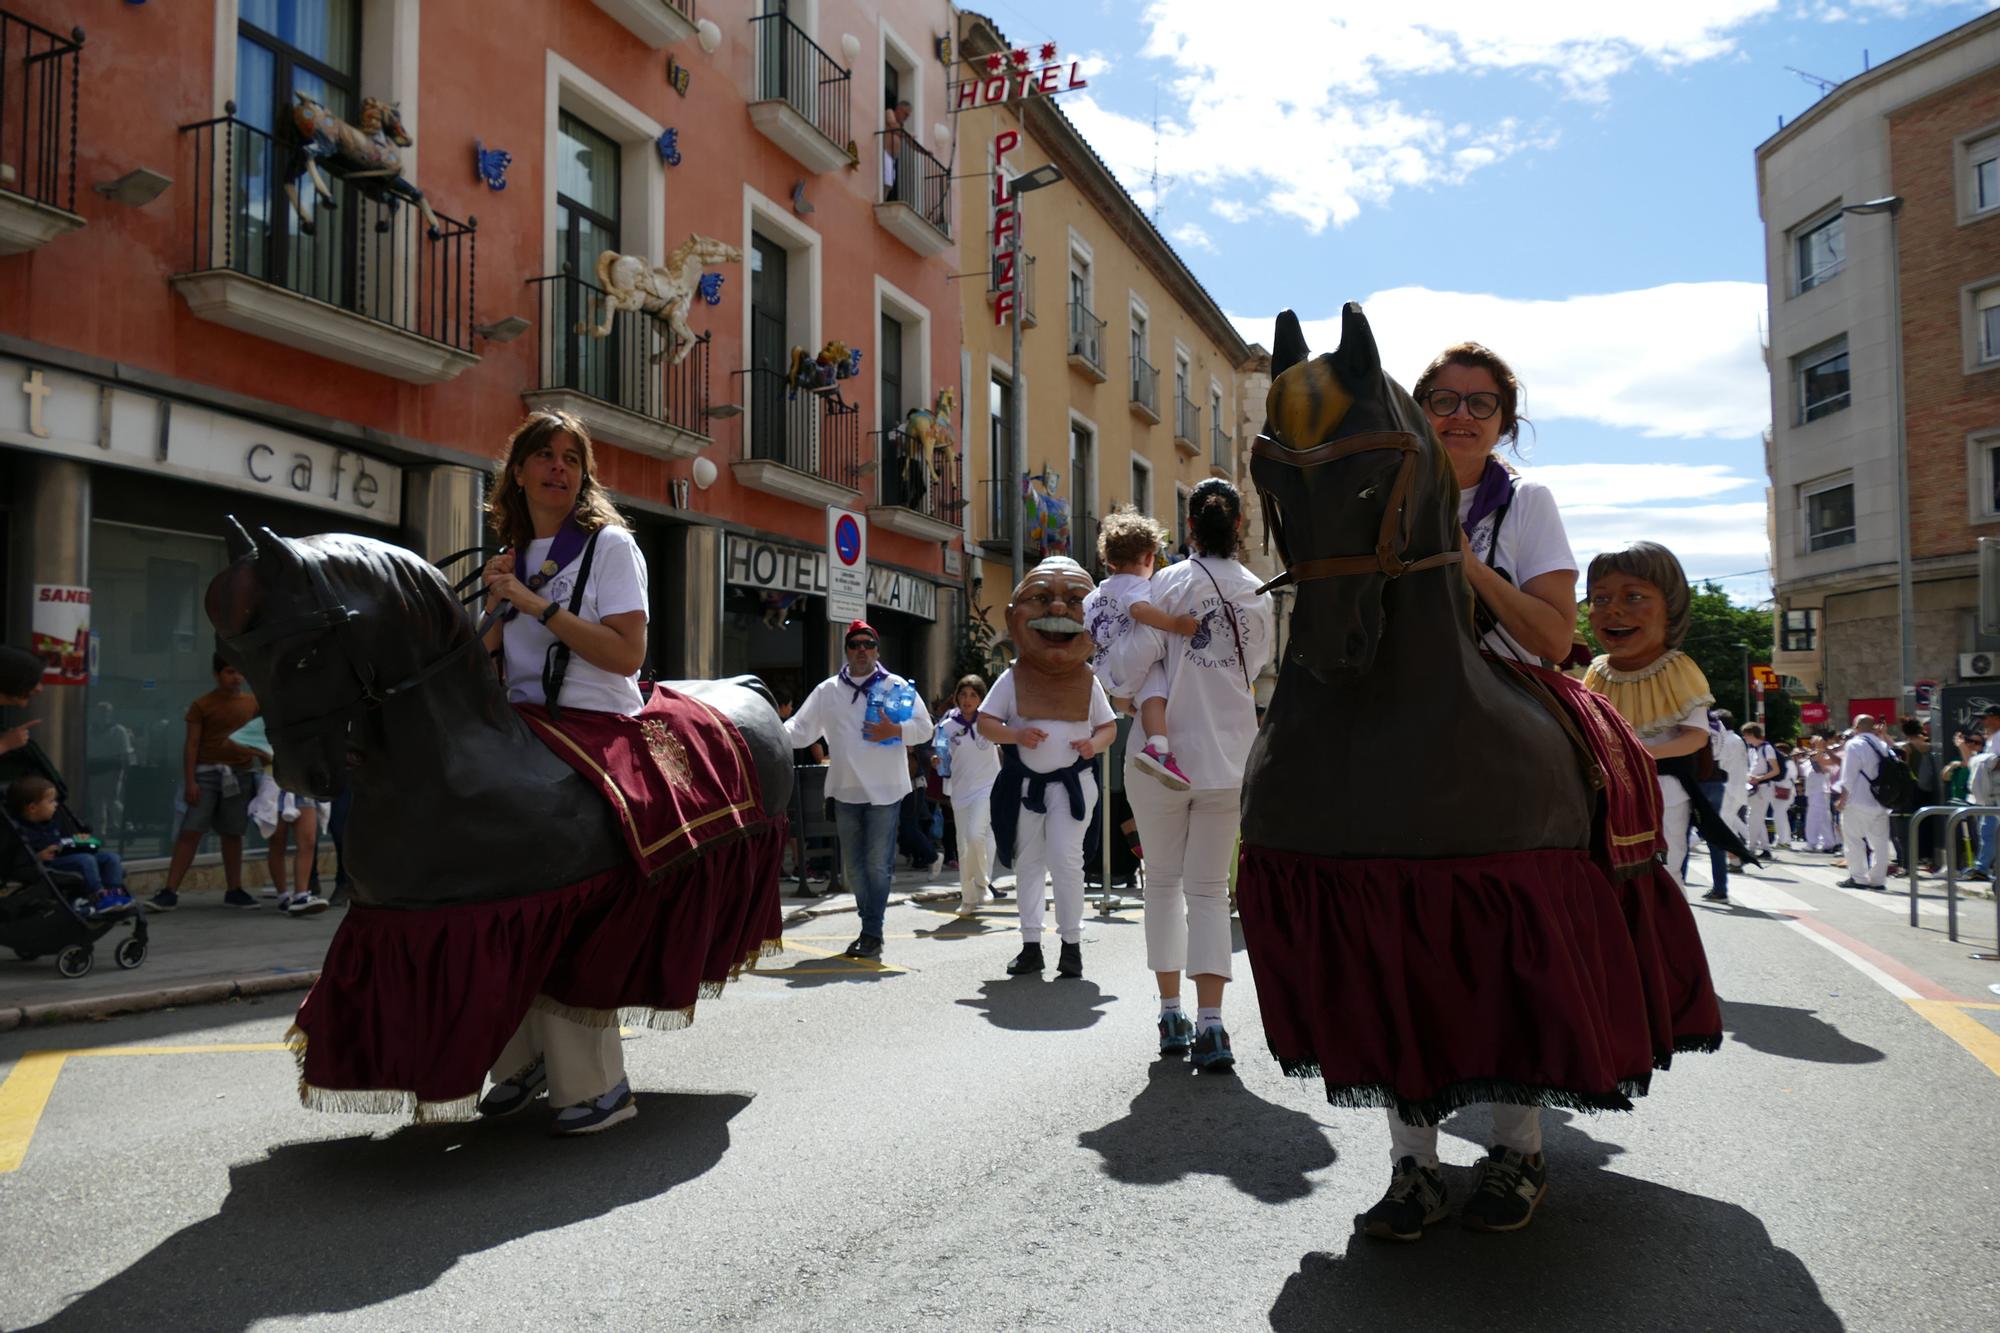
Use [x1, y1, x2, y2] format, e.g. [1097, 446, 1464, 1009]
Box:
[552, 1078, 636, 1136]
[274, 892, 295, 910]
[287, 893, 330, 916]
[260, 885, 281, 899]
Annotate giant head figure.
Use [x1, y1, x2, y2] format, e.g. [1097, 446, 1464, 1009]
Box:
[1005, 556, 1097, 720]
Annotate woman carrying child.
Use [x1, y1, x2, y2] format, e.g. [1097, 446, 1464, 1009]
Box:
[1084, 508, 1206, 788]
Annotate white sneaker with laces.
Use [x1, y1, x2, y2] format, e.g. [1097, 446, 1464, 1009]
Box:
[287, 893, 330, 916]
[552, 1078, 637, 1136]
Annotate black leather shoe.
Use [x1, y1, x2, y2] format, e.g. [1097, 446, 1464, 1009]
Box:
[1056, 941, 1083, 978]
[1006, 942, 1045, 975]
[844, 935, 884, 960]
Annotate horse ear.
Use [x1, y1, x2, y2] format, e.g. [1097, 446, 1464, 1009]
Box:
[253, 526, 302, 578]
[225, 516, 254, 563]
[1271, 310, 1309, 378]
[1336, 302, 1381, 378]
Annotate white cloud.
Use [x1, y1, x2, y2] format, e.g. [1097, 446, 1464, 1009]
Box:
[1518, 463, 1760, 505]
[1170, 222, 1215, 252]
[1231, 279, 1772, 439]
[1563, 501, 1773, 596]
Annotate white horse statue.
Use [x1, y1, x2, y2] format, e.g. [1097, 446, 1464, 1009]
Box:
[582, 235, 743, 365]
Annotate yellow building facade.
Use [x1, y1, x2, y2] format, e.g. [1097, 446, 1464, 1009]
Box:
[952, 12, 1254, 644]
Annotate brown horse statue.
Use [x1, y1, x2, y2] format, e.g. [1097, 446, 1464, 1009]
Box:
[286, 93, 443, 239]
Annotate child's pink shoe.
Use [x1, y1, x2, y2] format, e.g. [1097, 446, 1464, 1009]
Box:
[1135, 742, 1192, 791]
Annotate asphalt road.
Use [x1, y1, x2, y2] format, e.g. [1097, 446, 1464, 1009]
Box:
[1, 851, 1996, 1332]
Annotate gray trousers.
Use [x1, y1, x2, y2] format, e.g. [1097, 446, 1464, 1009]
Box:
[491, 1000, 625, 1106]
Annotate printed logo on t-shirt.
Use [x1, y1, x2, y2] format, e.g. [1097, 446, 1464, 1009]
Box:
[1086, 597, 1131, 667]
[1182, 596, 1253, 675]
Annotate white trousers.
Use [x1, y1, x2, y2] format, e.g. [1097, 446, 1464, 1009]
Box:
[1840, 804, 1893, 886]
[1014, 772, 1094, 945]
[1126, 777, 1239, 980]
[1659, 778, 1691, 891]
[1746, 786, 1777, 852]
[952, 792, 996, 906]
[1388, 1105, 1542, 1165]
[1805, 792, 1838, 850]
[491, 1001, 625, 1107]
[1719, 781, 1749, 844]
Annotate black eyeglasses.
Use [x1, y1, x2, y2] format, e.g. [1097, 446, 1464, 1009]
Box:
[1421, 389, 1501, 420]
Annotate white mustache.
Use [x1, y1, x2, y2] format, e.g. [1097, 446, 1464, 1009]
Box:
[1029, 615, 1086, 635]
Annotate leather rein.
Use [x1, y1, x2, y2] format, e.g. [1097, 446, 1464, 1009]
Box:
[1250, 429, 1464, 595]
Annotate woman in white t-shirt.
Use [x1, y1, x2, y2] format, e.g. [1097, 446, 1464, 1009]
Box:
[476, 409, 650, 1134]
[1411, 343, 1577, 666]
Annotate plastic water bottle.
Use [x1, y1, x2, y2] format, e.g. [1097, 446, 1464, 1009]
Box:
[866, 677, 916, 746]
[933, 724, 953, 778]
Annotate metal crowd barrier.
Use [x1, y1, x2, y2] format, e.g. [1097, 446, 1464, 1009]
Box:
[1904, 803, 2000, 946]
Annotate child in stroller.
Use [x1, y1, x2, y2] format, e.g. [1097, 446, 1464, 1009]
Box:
[9, 775, 133, 913]
[0, 746, 148, 979]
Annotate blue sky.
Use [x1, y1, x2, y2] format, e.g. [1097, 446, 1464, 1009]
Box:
[971, 0, 1997, 601]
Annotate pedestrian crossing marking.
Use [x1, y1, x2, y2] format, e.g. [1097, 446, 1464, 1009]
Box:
[1906, 1001, 2000, 1079]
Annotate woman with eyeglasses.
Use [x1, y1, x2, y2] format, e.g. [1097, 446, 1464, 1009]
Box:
[1411, 344, 1578, 666]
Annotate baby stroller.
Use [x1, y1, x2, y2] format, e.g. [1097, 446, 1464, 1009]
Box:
[0, 740, 148, 979]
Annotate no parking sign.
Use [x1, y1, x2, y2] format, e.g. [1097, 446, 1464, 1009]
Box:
[826, 506, 868, 624]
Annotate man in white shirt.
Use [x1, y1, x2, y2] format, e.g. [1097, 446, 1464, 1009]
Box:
[1971, 707, 2000, 879]
[1713, 713, 1750, 849]
[782, 620, 934, 960]
[1837, 714, 1894, 889]
[1741, 722, 1780, 855]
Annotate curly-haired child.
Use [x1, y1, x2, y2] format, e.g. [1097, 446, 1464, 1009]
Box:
[1082, 506, 1202, 789]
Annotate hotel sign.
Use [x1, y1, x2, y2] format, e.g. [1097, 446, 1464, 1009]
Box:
[725, 534, 938, 621]
[951, 43, 1090, 113]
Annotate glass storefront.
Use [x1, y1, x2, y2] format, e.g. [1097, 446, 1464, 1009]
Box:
[722, 585, 824, 713]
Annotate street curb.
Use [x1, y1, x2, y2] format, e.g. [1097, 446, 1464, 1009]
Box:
[0, 969, 318, 1034]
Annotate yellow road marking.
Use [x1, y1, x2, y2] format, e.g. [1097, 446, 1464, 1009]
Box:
[1907, 1000, 2000, 1079]
[0, 1042, 290, 1174]
[748, 936, 907, 976]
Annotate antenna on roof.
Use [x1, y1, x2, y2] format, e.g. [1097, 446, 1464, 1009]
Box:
[1147, 83, 1176, 225]
[1786, 66, 1838, 97]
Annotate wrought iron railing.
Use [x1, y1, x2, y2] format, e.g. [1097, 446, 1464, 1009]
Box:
[1175, 392, 1199, 445]
[737, 366, 865, 491]
[1132, 355, 1159, 416]
[992, 252, 1036, 323]
[1212, 421, 1232, 471]
[0, 10, 81, 215]
[662, 0, 696, 19]
[879, 129, 950, 236]
[179, 107, 476, 353]
[1069, 300, 1104, 372]
[751, 12, 851, 153]
[527, 272, 709, 437]
[876, 427, 963, 523]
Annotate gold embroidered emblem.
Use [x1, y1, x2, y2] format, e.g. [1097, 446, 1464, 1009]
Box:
[641, 718, 693, 792]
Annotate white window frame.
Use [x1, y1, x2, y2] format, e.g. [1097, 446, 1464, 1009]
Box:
[987, 357, 1015, 540]
[1067, 408, 1099, 519]
[1794, 336, 1851, 425]
[1957, 123, 2000, 223]
[1966, 278, 2000, 373]
[1800, 473, 1857, 554]
[741, 184, 825, 460]
[874, 273, 932, 430]
[1970, 428, 2000, 526]
[546, 53, 667, 278]
[1129, 452, 1153, 517]
[878, 21, 922, 140]
[1791, 207, 1844, 295]
[212, 1, 420, 139]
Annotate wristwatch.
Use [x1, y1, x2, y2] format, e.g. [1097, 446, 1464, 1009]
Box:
[538, 602, 561, 626]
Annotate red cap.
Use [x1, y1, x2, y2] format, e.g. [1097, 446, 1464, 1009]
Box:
[844, 619, 878, 645]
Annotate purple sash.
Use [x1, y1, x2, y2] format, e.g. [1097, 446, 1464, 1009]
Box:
[1462, 457, 1514, 538]
[503, 512, 587, 622]
[838, 664, 886, 704]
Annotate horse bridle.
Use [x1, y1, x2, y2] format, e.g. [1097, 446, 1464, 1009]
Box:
[220, 537, 494, 748]
[1249, 429, 1464, 595]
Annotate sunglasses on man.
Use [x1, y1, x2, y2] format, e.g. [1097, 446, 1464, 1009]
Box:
[846, 639, 879, 650]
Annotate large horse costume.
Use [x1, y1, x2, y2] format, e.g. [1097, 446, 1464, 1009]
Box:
[206, 523, 791, 1119]
[1237, 306, 1720, 1125]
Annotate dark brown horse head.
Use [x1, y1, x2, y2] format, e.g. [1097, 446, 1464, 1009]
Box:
[1251, 303, 1460, 680]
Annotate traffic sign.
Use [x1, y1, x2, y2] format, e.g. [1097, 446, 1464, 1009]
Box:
[826, 506, 868, 624]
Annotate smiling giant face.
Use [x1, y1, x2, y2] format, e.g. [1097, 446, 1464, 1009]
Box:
[1007, 557, 1097, 678]
[1587, 570, 1669, 673]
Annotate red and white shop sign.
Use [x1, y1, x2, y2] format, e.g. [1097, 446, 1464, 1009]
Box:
[992, 129, 1021, 327]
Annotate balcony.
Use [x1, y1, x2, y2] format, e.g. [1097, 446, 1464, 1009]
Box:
[989, 251, 1036, 327]
[0, 11, 84, 254]
[522, 272, 710, 461]
[1130, 356, 1160, 424]
[1067, 301, 1106, 382]
[875, 130, 952, 257]
[171, 108, 478, 384]
[589, 0, 698, 48]
[1210, 422, 1233, 477]
[748, 13, 852, 175]
[1173, 392, 1200, 458]
[731, 366, 865, 507]
[868, 427, 965, 542]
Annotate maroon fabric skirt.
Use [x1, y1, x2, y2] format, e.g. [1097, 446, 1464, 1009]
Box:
[1237, 845, 1721, 1125]
[290, 823, 785, 1118]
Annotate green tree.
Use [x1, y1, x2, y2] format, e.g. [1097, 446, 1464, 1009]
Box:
[1577, 582, 1798, 742]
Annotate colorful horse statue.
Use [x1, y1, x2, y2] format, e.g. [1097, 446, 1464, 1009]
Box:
[206, 522, 792, 1117]
[286, 94, 442, 239]
[902, 387, 958, 485]
[1236, 303, 1720, 1130]
[583, 235, 743, 365]
[785, 340, 861, 399]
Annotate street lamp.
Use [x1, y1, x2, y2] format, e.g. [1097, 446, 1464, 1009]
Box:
[1738, 641, 1753, 721]
[1842, 195, 1912, 719]
[1006, 163, 1064, 591]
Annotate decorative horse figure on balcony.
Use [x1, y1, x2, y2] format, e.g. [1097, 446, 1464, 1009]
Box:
[584, 235, 743, 365]
[902, 386, 958, 487]
[286, 94, 443, 239]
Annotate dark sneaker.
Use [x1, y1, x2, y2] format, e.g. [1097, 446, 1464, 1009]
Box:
[1158, 1010, 1195, 1056]
[1006, 942, 1045, 975]
[843, 934, 884, 961]
[222, 888, 259, 909]
[476, 1058, 547, 1118]
[1056, 941, 1083, 978]
[145, 889, 179, 912]
[552, 1078, 637, 1137]
[1701, 888, 1729, 902]
[1461, 1146, 1549, 1233]
[1356, 1155, 1449, 1242]
[1835, 878, 1867, 889]
[1962, 869, 1992, 882]
[1190, 1024, 1235, 1072]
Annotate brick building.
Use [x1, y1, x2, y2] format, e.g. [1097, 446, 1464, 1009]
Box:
[0, 0, 963, 865]
[1755, 9, 2000, 723]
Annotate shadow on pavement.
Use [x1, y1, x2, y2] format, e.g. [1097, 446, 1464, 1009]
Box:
[1078, 1058, 1337, 1204]
[955, 976, 1117, 1031]
[24, 1091, 748, 1332]
[914, 917, 1002, 941]
[1721, 999, 1885, 1064]
[1267, 1111, 1841, 1332]
[0, 991, 309, 1058]
[750, 955, 906, 989]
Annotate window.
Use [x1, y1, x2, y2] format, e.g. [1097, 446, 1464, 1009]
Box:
[1796, 337, 1850, 424]
[1130, 455, 1152, 517]
[1781, 608, 1818, 654]
[1980, 435, 2000, 521]
[556, 110, 623, 402]
[1794, 213, 1843, 293]
[1803, 478, 1856, 552]
[1173, 484, 1189, 554]
[989, 372, 1013, 538]
[1975, 137, 1999, 215]
[1069, 418, 1095, 520]
[1977, 284, 2000, 366]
